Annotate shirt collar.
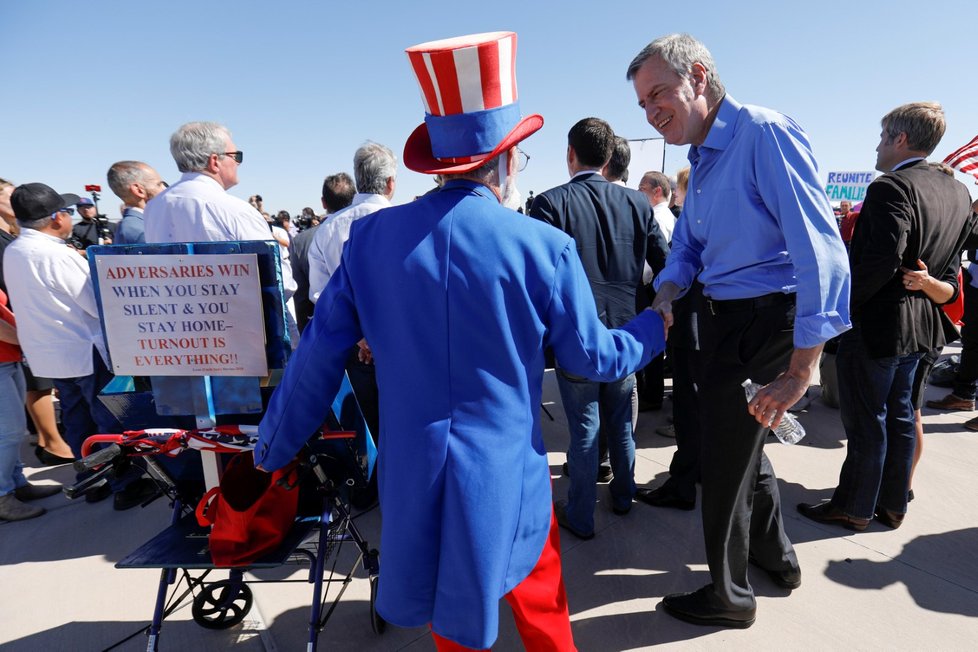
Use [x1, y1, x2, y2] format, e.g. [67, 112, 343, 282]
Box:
[19, 228, 66, 245]
[180, 171, 223, 190]
[688, 94, 741, 165]
[123, 206, 144, 217]
[891, 156, 926, 172]
[349, 193, 392, 208]
[572, 169, 603, 180]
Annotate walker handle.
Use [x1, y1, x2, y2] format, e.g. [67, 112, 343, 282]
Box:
[73, 444, 124, 472]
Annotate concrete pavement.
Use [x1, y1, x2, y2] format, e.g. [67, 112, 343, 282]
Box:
[2, 351, 976, 651]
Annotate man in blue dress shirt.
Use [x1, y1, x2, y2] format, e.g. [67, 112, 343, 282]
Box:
[106, 160, 167, 245]
[627, 33, 851, 628]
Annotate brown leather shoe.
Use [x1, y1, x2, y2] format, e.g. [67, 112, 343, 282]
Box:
[874, 506, 904, 529]
[797, 501, 870, 531]
[925, 393, 975, 411]
[964, 416, 978, 432]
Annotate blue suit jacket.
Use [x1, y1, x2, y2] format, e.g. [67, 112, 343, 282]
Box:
[256, 179, 664, 648]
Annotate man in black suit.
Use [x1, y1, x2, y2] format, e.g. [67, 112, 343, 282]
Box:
[530, 117, 668, 539]
[800, 102, 975, 531]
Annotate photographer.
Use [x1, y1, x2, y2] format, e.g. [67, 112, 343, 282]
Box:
[71, 197, 112, 248]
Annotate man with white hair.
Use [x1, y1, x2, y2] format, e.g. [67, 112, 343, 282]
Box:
[144, 122, 295, 294]
[307, 142, 396, 303]
[145, 121, 263, 242]
[305, 143, 397, 440]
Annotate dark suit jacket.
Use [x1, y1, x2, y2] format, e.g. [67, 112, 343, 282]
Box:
[849, 159, 975, 357]
[290, 224, 320, 332]
[529, 173, 669, 329]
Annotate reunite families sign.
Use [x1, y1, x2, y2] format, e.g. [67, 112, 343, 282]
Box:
[94, 253, 268, 377]
[825, 170, 875, 203]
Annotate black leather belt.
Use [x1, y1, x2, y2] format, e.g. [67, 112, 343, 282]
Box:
[704, 292, 795, 316]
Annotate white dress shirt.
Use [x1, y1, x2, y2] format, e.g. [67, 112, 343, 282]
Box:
[144, 172, 296, 293]
[2, 229, 106, 378]
[307, 193, 392, 303]
[652, 201, 676, 243]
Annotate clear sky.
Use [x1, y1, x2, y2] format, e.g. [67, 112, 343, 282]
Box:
[2, 0, 976, 216]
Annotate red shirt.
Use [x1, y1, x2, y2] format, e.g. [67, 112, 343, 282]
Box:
[840, 210, 860, 243]
[0, 289, 21, 363]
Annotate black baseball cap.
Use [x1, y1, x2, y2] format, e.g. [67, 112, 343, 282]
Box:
[10, 183, 80, 223]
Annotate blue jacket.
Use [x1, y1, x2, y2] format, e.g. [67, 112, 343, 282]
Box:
[530, 172, 669, 328]
[256, 179, 664, 648]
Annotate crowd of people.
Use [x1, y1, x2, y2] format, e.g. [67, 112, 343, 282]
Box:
[2, 29, 977, 651]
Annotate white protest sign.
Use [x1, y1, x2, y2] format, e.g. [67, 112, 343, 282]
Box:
[825, 171, 875, 203]
[94, 253, 268, 377]
[626, 138, 666, 185]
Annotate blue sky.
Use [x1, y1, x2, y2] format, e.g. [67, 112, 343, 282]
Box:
[2, 0, 976, 215]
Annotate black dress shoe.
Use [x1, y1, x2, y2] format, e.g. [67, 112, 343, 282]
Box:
[748, 555, 801, 590]
[561, 462, 613, 483]
[612, 501, 631, 516]
[636, 486, 695, 511]
[13, 483, 62, 501]
[797, 501, 870, 531]
[661, 585, 755, 629]
[34, 446, 75, 467]
[113, 477, 162, 511]
[554, 500, 594, 540]
[874, 505, 904, 529]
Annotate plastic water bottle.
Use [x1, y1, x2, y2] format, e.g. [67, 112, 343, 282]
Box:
[741, 379, 806, 445]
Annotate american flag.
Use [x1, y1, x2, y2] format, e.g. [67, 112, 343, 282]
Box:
[943, 134, 978, 182]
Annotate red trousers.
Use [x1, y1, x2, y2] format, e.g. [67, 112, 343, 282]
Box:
[431, 510, 576, 651]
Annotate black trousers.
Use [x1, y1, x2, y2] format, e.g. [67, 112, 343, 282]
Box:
[953, 279, 978, 399]
[662, 344, 700, 501]
[663, 283, 704, 501]
[698, 297, 798, 612]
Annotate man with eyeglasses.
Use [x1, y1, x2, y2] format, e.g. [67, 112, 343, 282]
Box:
[3, 183, 159, 509]
[107, 160, 167, 245]
[146, 122, 266, 242]
[529, 117, 669, 540]
[144, 121, 296, 312]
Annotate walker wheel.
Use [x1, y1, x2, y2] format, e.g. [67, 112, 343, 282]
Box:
[369, 574, 386, 634]
[192, 579, 253, 629]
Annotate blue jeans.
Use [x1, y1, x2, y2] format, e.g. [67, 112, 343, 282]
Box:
[52, 348, 122, 458]
[556, 368, 635, 533]
[833, 327, 921, 519]
[52, 348, 133, 489]
[0, 362, 28, 497]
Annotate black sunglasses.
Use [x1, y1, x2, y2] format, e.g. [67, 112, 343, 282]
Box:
[220, 151, 244, 164]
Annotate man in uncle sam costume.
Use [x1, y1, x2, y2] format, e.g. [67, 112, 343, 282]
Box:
[256, 31, 665, 650]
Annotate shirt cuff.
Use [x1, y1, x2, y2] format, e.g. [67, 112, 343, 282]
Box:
[653, 262, 696, 293]
[793, 311, 852, 349]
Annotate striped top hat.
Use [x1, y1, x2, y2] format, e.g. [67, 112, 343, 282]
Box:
[404, 31, 543, 175]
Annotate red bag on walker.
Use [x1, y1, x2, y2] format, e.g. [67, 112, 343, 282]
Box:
[195, 450, 299, 567]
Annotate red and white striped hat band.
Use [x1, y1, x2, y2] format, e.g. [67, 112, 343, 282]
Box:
[407, 31, 522, 163]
